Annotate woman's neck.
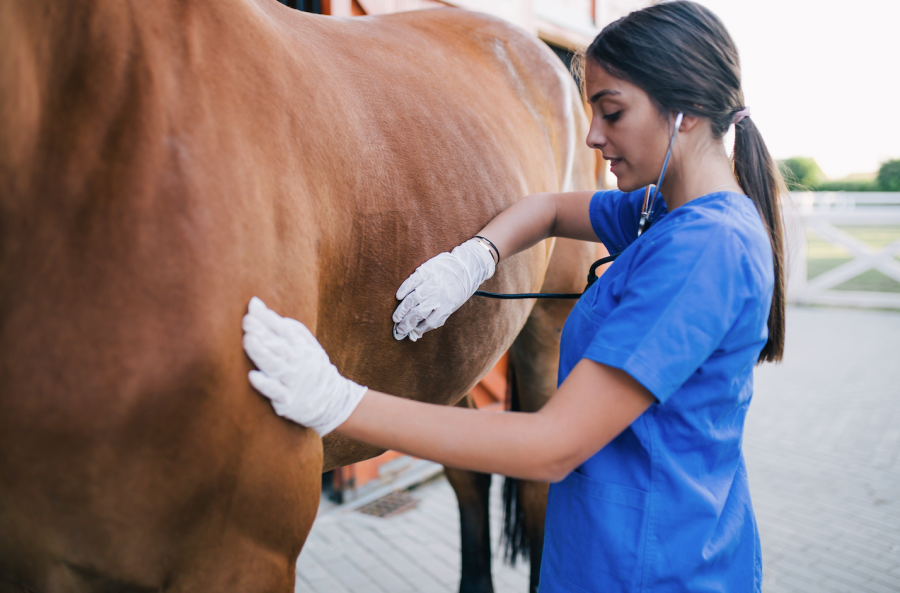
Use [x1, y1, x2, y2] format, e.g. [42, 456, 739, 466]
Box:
[659, 136, 742, 211]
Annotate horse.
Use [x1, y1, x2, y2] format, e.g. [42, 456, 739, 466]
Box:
[0, 1, 600, 591]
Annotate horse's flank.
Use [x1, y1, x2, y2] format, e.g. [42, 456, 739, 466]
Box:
[0, 1, 595, 590]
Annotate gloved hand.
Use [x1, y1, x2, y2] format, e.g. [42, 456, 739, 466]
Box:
[392, 238, 496, 341]
[242, 297, 367, 436]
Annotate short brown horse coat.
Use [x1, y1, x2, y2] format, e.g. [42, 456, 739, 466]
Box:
[0, 1, 598, 591]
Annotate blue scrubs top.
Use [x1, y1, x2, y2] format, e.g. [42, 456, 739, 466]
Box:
[538, 188, 773, 593]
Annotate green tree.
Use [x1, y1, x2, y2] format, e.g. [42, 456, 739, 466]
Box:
[815, 179, 877, 192]
[779, 157, 826, 191]
[877, 159, 900, 191]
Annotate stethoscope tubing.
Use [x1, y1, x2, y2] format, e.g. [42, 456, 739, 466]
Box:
[638, 112, 683, 237]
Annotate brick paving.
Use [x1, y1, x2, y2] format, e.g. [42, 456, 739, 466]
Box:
[296, 474, 529, 592]
[296, 306, 900, 592]
[746, 306, 900, 593]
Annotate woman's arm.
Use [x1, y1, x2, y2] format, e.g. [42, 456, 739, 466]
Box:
[337, 358, 655, 482]
[243, 298, 654, 482]
[476, 190, 600, 263]
[392, 190, 601, 341]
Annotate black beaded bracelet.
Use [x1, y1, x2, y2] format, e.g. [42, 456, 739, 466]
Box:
[474, 235, 500, 264]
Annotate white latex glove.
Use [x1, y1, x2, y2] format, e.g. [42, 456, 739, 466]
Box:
[242, 297, 367, 436]
[392, 238, 496, 341]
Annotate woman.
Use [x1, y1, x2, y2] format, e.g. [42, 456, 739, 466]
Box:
[241, 2, 786, 590]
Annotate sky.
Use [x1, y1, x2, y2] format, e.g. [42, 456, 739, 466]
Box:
[692, 0, 900, 179]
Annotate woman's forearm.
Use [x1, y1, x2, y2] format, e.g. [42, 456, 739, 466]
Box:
[336, 390, 568, 482]
[476, 193, 557, 264]
[477, 191, 597, 263]
[335, 360, 654, 483]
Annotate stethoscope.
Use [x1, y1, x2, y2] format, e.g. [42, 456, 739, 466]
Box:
[474, 112, 684, 300]
[637, 112, 683, 238]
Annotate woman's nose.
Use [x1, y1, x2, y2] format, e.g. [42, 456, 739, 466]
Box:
[585, 121, 606, 151]
[586, 129, 606, 151]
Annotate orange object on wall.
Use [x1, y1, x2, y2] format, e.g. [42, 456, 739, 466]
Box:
[469, 352, 508, 411]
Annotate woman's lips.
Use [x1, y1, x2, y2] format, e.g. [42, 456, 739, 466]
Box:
[608, 158, 622, 174]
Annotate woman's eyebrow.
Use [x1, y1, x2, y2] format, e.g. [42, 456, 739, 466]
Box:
[589, 89, 621, 104]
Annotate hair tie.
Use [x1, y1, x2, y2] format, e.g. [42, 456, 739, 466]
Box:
[732, 107, 751, 125]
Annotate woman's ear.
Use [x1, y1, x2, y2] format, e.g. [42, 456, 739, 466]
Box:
[678, 113, 701, 133]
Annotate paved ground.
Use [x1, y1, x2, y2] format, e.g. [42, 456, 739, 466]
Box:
[296, 306, 900, 593]
[746, 306, 900, 593]
[296, 473, 527, 593]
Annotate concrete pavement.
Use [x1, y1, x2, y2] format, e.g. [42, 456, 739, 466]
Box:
[746, 306, 900, 592]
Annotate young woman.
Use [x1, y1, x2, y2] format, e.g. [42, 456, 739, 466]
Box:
[241, 2, 786, 590]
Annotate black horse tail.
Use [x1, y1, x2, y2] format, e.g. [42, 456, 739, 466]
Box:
[501, 359, 530, 565]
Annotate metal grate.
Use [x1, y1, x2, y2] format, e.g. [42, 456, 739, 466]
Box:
[356, 490, 419, 519]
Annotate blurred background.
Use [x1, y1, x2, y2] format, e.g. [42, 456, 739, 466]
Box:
[279, 0, 900, 187]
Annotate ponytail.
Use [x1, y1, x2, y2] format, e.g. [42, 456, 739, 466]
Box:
[733, 117, 786, 362]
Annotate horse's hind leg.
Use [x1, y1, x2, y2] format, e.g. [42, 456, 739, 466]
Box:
[502, 238, 603, 593]
[445, 395, 494, 593]
[501, 312, 556, 593]
[449, 238, 602, 593]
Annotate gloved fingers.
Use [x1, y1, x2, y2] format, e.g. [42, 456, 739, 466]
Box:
[413, 308, 447, 336]
[393, 303, 436, 338]
[404, 305, 450, 342]
[278, 314, 319, 349]
[392, 322, 409, 341]
[244, 316, 316, 376]
[246, 302, 323, 362]
[242, 311, 278, 343]
[392, 290, 421, 324]
[249, 299, 326, 359]
[248, 370, 290, 404]
[396, 269, 425, 300]
[247, 296, 296, 339]
[243, 331, 295, 378]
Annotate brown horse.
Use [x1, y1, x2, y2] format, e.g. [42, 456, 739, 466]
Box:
[0, 1, 599, 591]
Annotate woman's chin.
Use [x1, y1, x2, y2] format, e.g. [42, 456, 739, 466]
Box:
[613, 170, 657, 193]
[615, 177, 642, 193]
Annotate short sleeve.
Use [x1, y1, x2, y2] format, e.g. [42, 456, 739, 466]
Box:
[589, 187, 668, 253]
[582, 215, 755, 404]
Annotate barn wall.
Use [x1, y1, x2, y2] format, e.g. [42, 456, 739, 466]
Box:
[317, 0, 651, 49]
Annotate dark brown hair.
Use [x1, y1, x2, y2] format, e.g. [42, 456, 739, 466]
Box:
[577, 0, 785, 363]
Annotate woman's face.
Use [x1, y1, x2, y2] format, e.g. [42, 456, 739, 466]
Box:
[584, 59, 674, 192]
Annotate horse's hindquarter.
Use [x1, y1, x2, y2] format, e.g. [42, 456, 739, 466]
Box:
[295, 10, 592, 467]
[0, 2, 326, 589]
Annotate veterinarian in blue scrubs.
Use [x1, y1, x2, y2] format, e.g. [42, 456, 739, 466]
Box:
[241, 2, 787, 591]
[540, 186, 772, 591]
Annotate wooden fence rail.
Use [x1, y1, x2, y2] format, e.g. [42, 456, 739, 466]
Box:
[787, 192, 900, 309]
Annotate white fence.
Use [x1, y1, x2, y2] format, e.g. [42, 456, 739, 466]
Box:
[787, 192, 900, 309]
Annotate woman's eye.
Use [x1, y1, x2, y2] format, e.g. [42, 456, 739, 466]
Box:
[603, 111, 621, 122]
